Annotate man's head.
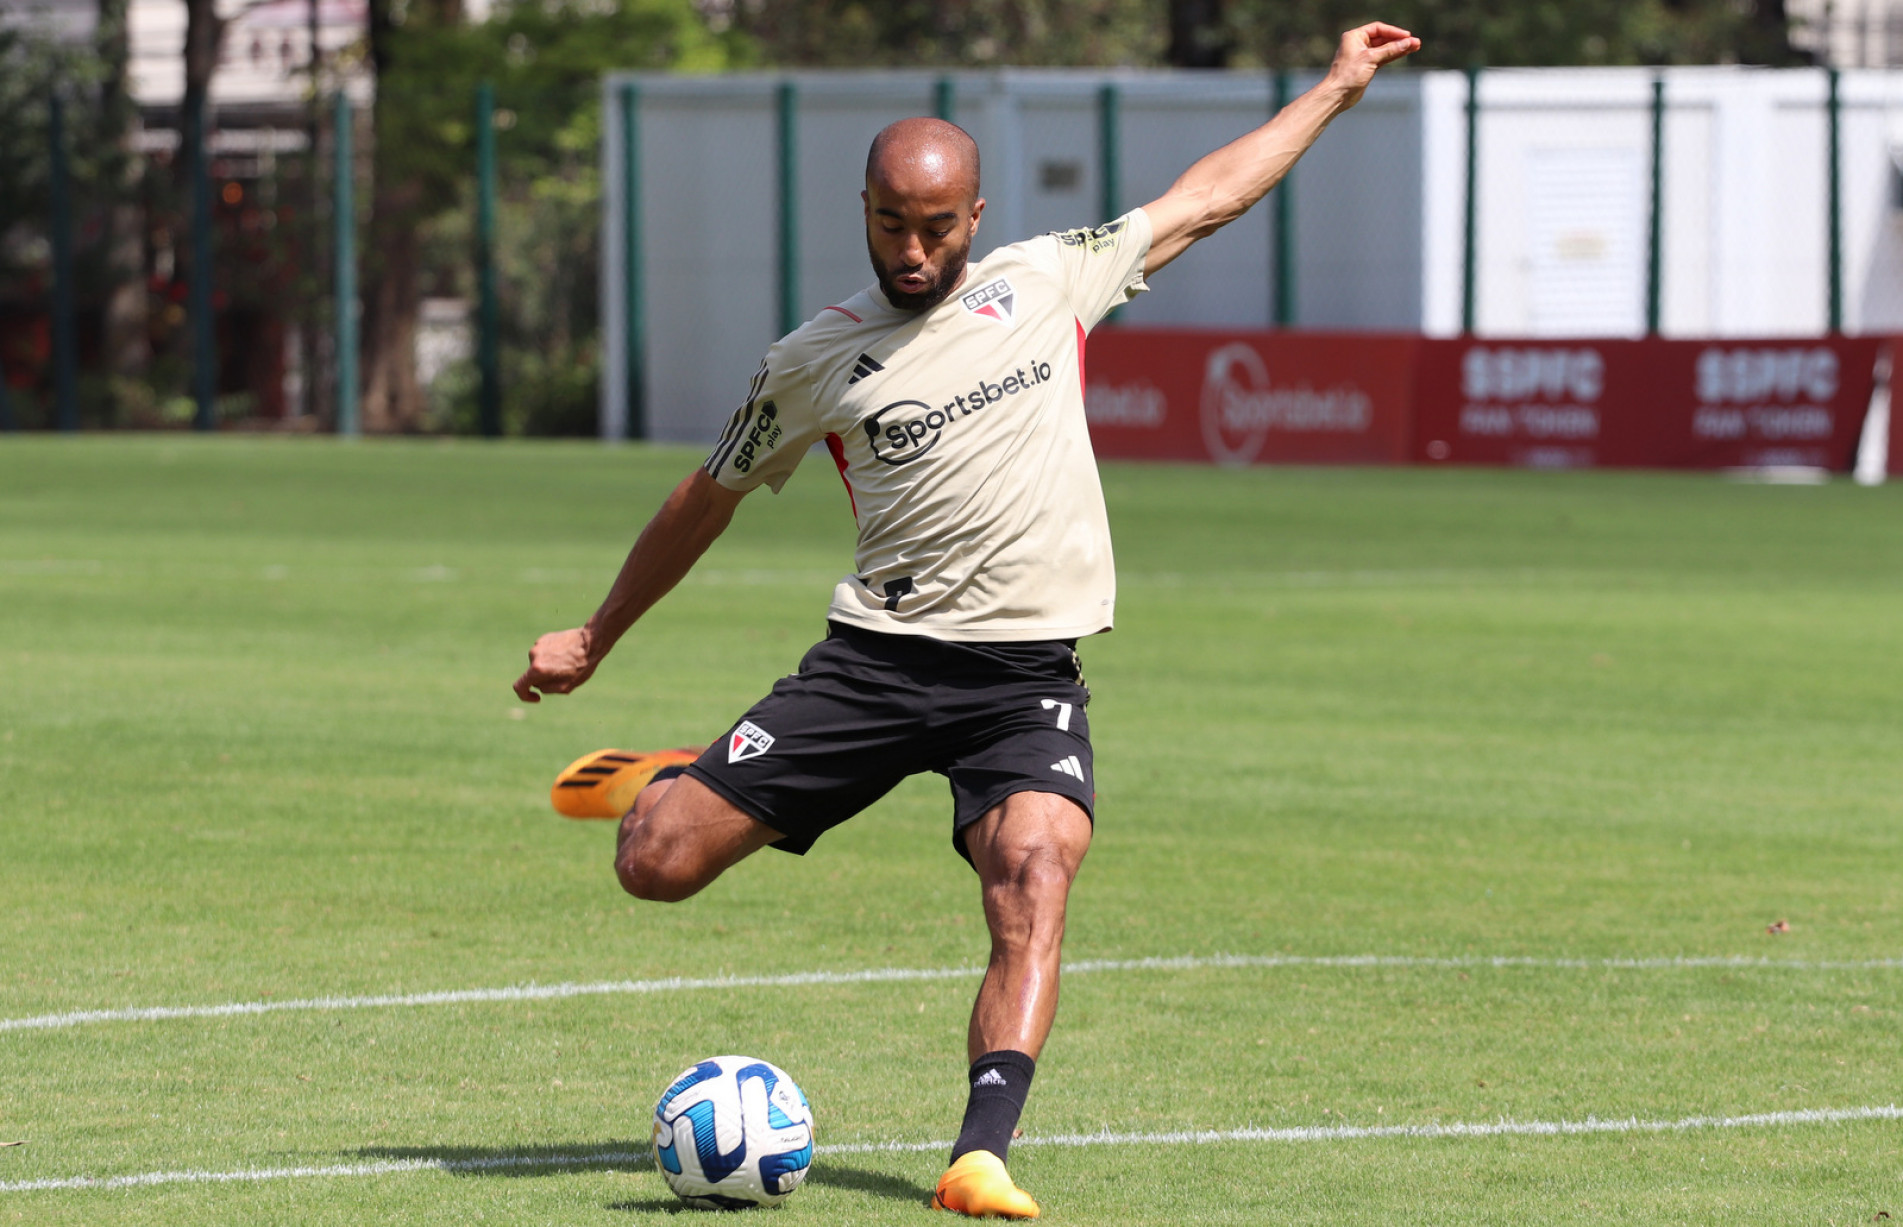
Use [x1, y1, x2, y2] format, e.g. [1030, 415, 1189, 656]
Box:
[863, 117, 984, 311]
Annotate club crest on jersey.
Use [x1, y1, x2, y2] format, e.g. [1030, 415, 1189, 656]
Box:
[961, 277, 1017, 328]
[728, 720, 774, 764]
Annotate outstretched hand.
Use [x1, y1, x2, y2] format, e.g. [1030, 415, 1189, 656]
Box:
[1323, 22, 1422, 109]
[513, 626, 598, 702]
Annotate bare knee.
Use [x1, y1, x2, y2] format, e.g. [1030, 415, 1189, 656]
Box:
[982, 848, 1077, 945]
[614, 842, 707, 903]
[612, 776, 778, 903]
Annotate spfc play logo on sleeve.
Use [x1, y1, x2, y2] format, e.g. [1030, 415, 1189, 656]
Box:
[961, 277, 1017, 328]
[727, 720, 775, 764]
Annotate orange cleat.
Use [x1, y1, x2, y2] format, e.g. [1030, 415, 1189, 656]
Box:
[931, 1151, 1039, 1219]
[548, 747, 702, 819]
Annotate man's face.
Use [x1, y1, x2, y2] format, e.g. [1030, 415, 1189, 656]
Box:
[862, 169, 984, 312]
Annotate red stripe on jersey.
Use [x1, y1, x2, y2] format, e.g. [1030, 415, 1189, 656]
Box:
[824, 432, 858, 519]
[1074, 317, 1087, 396]
[823, 305, 863, 323]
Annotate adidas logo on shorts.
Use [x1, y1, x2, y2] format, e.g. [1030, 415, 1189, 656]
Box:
[1050, 755, 1084, 780]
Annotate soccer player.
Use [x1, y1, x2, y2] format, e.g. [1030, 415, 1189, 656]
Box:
[515, 22, 1418, 1218]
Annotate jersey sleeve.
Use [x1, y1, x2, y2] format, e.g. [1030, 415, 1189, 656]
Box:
[1042, 207, 1153, 332]
[701, 338, 823, 494]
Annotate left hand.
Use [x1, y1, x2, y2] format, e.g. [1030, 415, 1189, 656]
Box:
[513, 626, 598, 703]
[1322, 22, 1422, 110]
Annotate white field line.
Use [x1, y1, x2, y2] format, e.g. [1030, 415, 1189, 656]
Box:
[7, 953, 1903, 1037]
[4, 1105, 1899, 1194]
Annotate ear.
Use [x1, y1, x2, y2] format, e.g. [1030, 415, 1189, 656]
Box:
[861, 188, 870, 219]
[969, 197, 985, 234]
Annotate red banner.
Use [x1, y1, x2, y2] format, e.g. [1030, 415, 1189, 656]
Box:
[1412, 337, 1885, 470]
[1084, 330, 1420, 466]
[1082, 329, 1886, 471]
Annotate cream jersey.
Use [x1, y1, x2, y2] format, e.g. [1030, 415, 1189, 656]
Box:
[702, 208, 1152, 643]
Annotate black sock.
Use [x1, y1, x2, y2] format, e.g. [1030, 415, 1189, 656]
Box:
[950, 1050, 1036, 1165]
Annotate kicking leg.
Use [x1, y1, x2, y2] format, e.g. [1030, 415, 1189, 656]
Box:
[614, 772, 783, 903]
[934, 790, 1092, 1220]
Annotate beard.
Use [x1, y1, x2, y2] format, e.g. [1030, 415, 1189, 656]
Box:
[867, 233, 971, 312]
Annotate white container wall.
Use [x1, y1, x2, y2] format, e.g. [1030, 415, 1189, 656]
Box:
[601, 67, 1903, 442]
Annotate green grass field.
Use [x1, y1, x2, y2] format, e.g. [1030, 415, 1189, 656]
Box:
[2, 435, 1901, 1224]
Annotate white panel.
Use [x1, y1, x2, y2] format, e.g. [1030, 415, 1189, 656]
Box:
[642, 92, 778, 443]
[1658, 94, 1713, 337]
[1525, 146, 1645, 335]
[1015, 94, 1101, 239]
[1420, 71, 1468, 337]
[1843, 70, 1903, 331]
[1290, 78, 1425, 329]
[1114, 83, 1276, 328]
[1471, 70, 1653, 336]
[794, 81, 941, 316]
[1768, 86, 1831, 336]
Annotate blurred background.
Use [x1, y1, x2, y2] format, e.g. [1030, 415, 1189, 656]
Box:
[0, 0, 1898, 437]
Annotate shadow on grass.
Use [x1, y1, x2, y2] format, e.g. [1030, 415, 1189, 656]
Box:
[344, 1144, 933, 1207]
[605, 1164, 932, 1214]
[347, 1140, 650, 1179]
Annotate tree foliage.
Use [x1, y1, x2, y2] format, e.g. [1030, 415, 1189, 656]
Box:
[1226, 0, 1811, 69]
[733, 0, 1808, 68]
[729, 0, 1163, 66]
[360, 0, 750, 432]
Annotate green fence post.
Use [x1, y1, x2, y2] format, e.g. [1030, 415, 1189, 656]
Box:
[49, 91, 78, 432]
[475, 81, 501, 438]
[620, 81, 645, 440]
[1272, 70, 1294, 328]
[1461, 66, 1481, 336]
[189, 89, 217, 430]
[934, 76, 955, 123]
[1098, 82, 1121, 223]
[776, 80, 799, 338]
[334, 91, 358, 437]
[1645, 74, 1665, 337]
[1826, 67, 1842, 334]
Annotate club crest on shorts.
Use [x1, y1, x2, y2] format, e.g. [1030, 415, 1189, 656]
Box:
[960, 277, 1016, 328]
[728, 720, 775, 764]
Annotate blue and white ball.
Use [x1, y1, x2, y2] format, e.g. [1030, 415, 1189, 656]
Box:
[652, 1055, 815, 1210]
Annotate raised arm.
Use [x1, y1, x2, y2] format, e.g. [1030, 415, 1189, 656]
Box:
[1142, 22, 1421, 275]
[513, 468, 745, 702]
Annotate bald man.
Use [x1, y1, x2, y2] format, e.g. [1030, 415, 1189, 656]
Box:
[517, 23, 1419, 1218]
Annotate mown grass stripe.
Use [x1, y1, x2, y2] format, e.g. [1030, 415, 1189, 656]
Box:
[5, 953, 1900, 1036]
[4, 1106, 1898, 1194]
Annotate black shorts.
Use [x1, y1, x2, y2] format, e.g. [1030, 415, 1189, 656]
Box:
[684, 621, 1094, 864]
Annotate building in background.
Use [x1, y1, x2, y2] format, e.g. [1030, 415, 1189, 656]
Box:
[1791, 0, 1903, 67]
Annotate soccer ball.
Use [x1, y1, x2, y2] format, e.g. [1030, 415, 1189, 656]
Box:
[652, 1055, 815, 1210]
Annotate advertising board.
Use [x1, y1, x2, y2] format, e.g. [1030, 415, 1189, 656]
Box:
[1083, 330, 1420, 466]
[1410, 337, 1886, 470]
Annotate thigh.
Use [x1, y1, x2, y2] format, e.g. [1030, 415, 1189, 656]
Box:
[685, 633, 932, 856]
[941, 664, 1095, 865]
[618, 773, 787, 896]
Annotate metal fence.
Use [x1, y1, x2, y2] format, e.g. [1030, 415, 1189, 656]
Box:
[4, 65, 1900, 437]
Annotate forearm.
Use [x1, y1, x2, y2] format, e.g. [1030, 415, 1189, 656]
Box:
[582, 469, 741, 661]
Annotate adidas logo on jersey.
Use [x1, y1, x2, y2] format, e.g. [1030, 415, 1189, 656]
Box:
[847, 353, 884, 384]
[973, 1069, 1008, 1088]
[1050, 755, 1084, 780]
